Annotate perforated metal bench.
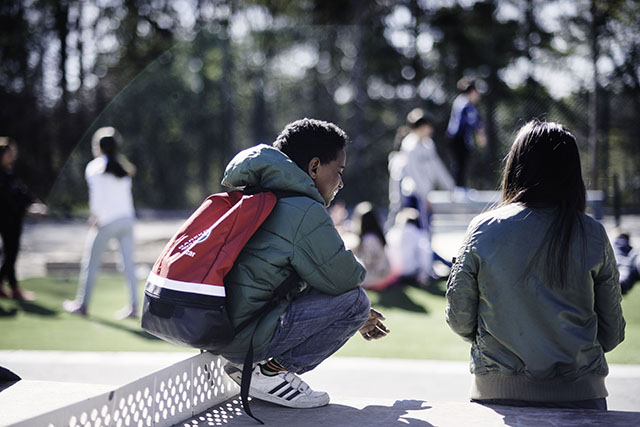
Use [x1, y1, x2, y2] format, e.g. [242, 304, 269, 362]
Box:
[9, 352, 238, 427]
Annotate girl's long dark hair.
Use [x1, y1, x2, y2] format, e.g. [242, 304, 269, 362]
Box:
[354, 202, 386, 246]
[92, 128, 130, 178]
[500, 120, 586, 289]
[99, 136, 129, 178]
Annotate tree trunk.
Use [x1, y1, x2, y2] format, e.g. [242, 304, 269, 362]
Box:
[219, 9, 235, 180]
[589, 0, 600, 190]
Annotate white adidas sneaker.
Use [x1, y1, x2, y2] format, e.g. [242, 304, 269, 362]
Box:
[225, 364, 330, 409]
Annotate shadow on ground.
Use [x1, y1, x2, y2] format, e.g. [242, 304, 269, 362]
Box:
[0, 299, 57, 317]
[374, 287, 428, 313]
[89, 316, 159, 341]
[482, 403, 640, 427]
[372, 279, 447, 313]
[16, 301, 58, 316]
[187, 398, 433, 426]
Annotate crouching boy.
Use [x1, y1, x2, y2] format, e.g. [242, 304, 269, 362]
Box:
[220, 118, 389, 408]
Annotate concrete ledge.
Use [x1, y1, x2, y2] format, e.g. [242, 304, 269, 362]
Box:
[0, 380, 113, 426]
[180, 396, 640, 426]
[2, 353, 238, 427]
[4, 381, 637, 427]
[3, 353, 638, 426]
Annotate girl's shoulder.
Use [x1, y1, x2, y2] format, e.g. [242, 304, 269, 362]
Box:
[85, 156, 107, 176]
[469, 203, 528, 228]
[577, 211, 608, 241]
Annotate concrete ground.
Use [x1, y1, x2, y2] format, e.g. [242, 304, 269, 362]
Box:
[2, 351, 640, 411]
[190, 398, 640, 426]
[1, 351, 639, 426]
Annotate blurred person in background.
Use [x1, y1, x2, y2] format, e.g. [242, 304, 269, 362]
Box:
[0, 137, 47, 300]
[63, 127, 138, 319]
[387, 108, 455, 231]
[351, 202, 396, 291]
[386, 207, 433, 289]
[613, 231, 639, 295]
[387, 108, 455, 278]
[398, 108, 455, 233]
[446, 78, 487, 191]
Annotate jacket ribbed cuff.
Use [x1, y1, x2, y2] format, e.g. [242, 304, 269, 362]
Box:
[471, 373, 608, 402]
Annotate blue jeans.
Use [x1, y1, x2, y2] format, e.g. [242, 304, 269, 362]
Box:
[258, 286, 370, 374]
[76, 217, 138, 308]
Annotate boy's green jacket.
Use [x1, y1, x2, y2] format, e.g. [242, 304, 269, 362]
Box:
[218, 144, 366, 359]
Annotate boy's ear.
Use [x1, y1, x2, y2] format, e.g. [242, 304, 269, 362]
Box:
[307, 157, 321, 179]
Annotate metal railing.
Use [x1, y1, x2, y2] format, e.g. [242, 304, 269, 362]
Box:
[11, 352, 239, 427]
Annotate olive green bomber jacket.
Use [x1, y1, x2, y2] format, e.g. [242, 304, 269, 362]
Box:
[445, 203, 625, 401]
[218, 144, 366, 359]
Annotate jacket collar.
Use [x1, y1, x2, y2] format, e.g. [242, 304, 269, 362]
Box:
[221, 144, 325, 205]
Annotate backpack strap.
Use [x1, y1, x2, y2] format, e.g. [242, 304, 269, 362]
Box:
[234, 270, 301, 334]
[238, 270, 301, 424]
[234, 186, 308, 424]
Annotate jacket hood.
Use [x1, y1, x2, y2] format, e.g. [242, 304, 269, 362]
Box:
[221, 144, 325, 204]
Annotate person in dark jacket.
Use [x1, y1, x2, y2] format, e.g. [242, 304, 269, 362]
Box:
[446, 120, 625, 410]
[613, 232, 639, 294]
[221, 118, 389, 409]
[445, 78, 486, 189]
[0, 137, 47, 300]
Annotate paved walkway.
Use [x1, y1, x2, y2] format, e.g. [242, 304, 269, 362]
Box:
[1, 352, 639, 426]
[3, 351, 639, 411]
[194, 398, 639, 426]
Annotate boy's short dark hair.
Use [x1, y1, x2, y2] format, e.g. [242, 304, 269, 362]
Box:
[273, 118, 348, 171]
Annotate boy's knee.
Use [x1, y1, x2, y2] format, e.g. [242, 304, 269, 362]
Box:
[350, 286, 371, 321]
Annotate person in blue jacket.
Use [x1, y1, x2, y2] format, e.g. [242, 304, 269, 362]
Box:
[446, 78, 487, 189]
[220, 118, 389, 409]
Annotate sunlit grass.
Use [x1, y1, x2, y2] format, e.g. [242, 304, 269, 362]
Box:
[1, 275, 638, 364]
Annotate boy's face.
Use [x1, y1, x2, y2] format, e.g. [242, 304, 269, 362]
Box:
[308, 148, 346, 207]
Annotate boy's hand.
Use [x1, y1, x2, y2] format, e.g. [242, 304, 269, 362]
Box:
[359, 308, 390, 340]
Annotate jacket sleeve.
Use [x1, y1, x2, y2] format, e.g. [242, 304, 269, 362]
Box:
[445, 228, 480, 342]
[291, 202, 366, 296]
[593, 227, 626, 352]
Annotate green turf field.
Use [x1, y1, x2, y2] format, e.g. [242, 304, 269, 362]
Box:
[1, 275, 639, 364]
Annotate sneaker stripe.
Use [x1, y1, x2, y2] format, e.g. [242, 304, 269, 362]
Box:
[268, 381, 289, 395]
[285, 390, 302, 401]
[278, 386, 295, 398]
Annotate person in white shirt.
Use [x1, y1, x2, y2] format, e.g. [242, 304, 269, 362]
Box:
[387, 108, 455, 232]
[386, 207, 433, 287]
[351, 202, 397, 291]
[400, 108, 455, 230]
[63, 127, 138, 319]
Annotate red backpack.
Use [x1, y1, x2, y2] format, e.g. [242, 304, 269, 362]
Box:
[141, 188, 301, 424]
[142, 189, 300, 349]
